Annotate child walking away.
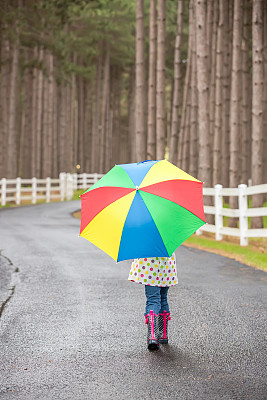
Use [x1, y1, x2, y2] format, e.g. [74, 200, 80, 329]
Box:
[128, 254, 177, 351]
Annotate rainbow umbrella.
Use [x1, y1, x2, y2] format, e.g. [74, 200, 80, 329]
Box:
[79, 160, 206, 262]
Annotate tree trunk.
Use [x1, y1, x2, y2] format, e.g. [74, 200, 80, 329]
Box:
[58, 83, 67, 173]
[0, 22, 10, 178]
[181, 83, 191, 172]
[77, 74, 85, 172]
[73, 70, 78, 171]
[169, 0, 183, 165]
[229, 0, 242, 227]
[213, 0, 224, 185]
[263, 0, 267, 184]
[52, 78, 58, 177]
[128, 63, 136, 163]
[209, 0, 218, 184]
[42, 51, 53, 178]
[91, 42, 102, 173]
[195, 0, 211, 185]
[70, 70, 76, 174]
[147, 0, 157, 160]
[31, 46, 38, 177]
[7, 26, 19, 178]
[241, 0, 252, 184]
[135, 0, 146, 161]
[99, 45, 110, 173]
[251, 0, 264, 228]
[110, 67, 117, 165]
[206, 0, 213, 69]
[84, 82, 92, 172]
[104, 101, 112, 172]
[189, 5, 198, 178]
[221, 0, 232, 188]
[112, 66, 122, 165]
[21, 48, 33, 178]
[156, 0, 166, 160]
[178, 1, 193, 168]
[36, 46, 44, 178]
[47, 53, 54, 176]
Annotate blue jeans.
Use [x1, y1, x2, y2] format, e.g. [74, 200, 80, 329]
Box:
[145, 286, 170, 316]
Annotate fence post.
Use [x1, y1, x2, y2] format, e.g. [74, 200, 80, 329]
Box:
[1, 178, 6, 206]
[94, 173, 98, 184]
[66, 173, 70, 200]
[32, 177, 37, 204]
[66, 173, 74, 201]
[238, 184, 248, 246]
[16, 177, 21, 205]
[46, 177, 51, 203]
[82, 173, 87, 189]
[195, 227, 202, 236]
[59, 173, 66, 201]
[215, 184, 223, 241]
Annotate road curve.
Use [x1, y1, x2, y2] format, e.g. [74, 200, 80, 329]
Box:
[0, 201, 266, 400]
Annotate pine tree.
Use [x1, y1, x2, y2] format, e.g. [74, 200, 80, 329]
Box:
[251, 0, 264, 228]
[147, 0, 157, 160]
[135, 0, 146, 161]
[169, 0, 183, 165]
[229, 0, 242, 227]
[156, 0, 166, 160]
[195, 0, 211, 185]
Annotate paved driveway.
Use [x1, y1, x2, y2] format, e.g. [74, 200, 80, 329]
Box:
[0, 201, 266, 399]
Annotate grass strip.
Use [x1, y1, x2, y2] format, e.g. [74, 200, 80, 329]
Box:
[184, 234, 267, 271]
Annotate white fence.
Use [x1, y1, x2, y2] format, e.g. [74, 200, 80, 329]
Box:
[0, 173, 103, 207]
[0, 173, 266, 246]
[72, 172, 104, 190]
[199, 183, 267, 246]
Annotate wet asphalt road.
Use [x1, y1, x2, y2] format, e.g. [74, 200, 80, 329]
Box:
[0, 201, 266, 400]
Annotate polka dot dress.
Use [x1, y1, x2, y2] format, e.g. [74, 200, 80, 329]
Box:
[128, 254, 178, 287]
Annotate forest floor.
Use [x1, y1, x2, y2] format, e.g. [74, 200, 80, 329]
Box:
[73, 210, 267, 272]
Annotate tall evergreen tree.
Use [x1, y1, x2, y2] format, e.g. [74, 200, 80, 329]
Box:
[156, 0, 166, 160]
[135, 0, 146, 161]
[251, 0, 264, 228]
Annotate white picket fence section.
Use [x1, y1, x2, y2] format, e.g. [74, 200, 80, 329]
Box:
[72, 172, 104, 190]
[0, 173, 103, 206]
[198, 183, 267, 246]
[0, 173, 266, 246]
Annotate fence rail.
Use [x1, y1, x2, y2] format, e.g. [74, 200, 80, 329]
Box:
[199, 183, 267, 246]
[0, 173, 104, 206]
[0, 174, 266, 246]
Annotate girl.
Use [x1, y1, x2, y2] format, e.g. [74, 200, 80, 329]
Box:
[128, 254, 177, 351]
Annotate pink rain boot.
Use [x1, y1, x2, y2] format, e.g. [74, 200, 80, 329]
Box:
[158, 310, 171, 344]
[145, 310, 159, 351]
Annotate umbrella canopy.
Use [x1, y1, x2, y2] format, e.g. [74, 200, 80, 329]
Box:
[79, 160, 206, 262]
